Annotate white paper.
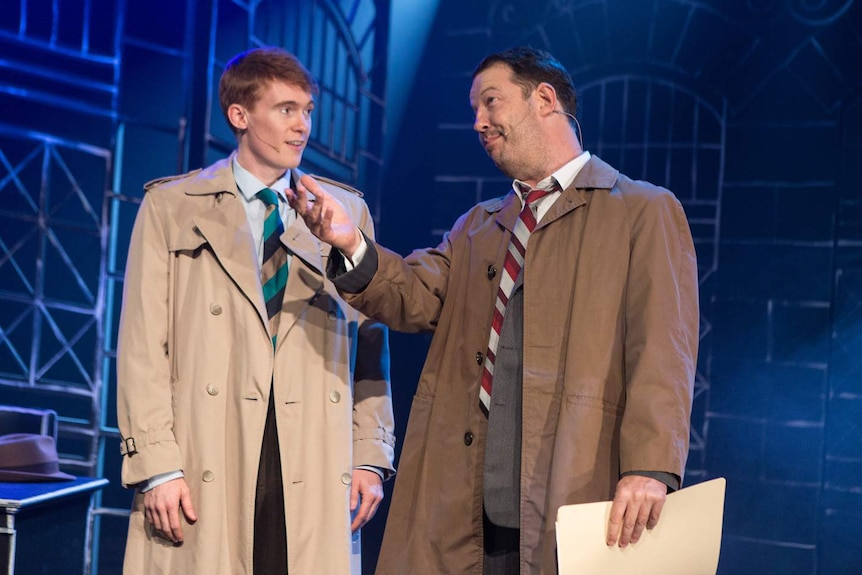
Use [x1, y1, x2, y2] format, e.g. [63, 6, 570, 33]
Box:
[556, 477, 726, 575]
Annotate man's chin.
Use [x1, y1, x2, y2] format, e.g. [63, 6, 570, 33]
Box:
[279, 149, 304, 170]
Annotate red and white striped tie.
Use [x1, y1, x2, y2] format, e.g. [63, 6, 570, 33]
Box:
[480, 187, 553, 414]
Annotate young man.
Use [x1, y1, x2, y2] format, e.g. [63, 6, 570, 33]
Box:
[117, 47, 395, 575]
[290, 47, 699, 574]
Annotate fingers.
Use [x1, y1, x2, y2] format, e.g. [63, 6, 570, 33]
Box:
[350, 479, 360, 513]
[298, 173, 326, 198]
[286, 176, 362, 253]
[623, 501, 651, 546]
[166, 503, 184, 543]
[289, 179, 330, 239]
[646, 497, 664, 530]
[286, 179, 320, 219]
[606, 476, 667, 548]
[349, 470, 384, 532]
[606, 498, 625, 547]
[143, 478, 196, 545]
[350, 488, 382, 532]
[145, 494, 180, 543]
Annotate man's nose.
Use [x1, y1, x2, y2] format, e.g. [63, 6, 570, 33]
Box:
[473, 110, 489, 133]
[294, 116, 311, 133]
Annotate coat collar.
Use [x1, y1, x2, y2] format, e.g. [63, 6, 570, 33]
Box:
[484, 155, 620, 232]
[181, 158, 327, 276]
[180, 154, 239, 197]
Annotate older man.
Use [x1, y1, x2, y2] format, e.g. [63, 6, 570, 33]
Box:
[290, 46, 698, 575]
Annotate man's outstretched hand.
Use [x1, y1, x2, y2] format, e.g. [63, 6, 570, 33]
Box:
[285, 175, 363, 258]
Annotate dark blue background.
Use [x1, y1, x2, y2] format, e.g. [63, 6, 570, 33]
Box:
[0, 0, 860, 573]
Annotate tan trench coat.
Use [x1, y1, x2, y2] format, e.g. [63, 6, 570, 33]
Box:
[335, 156, 698, 575]
[117, 156, 395, 575]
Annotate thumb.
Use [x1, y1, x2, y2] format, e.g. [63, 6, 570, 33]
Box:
[180, 489, 198, 523]
[350, 482, 360, 512]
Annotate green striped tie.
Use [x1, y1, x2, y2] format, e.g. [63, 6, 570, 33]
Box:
[257, 188, 288, 347]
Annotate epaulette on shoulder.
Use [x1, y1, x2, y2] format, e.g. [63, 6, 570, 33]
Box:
[309, 174, 363, 197]
[143, 168, 203, 192]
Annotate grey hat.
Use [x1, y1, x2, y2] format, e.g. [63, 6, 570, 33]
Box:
[0, 433, 75, 482]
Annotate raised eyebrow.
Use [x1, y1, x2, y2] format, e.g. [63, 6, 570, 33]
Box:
[476, 87, 500, 104]
[470, 87, 498, 109]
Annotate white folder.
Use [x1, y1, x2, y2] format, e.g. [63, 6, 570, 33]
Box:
[556, 477, 726, 575]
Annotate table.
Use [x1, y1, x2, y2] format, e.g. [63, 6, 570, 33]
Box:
[0, 477, 109, 575]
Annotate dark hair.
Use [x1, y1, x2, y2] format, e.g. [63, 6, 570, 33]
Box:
[473, 46, 577, 117]
[219, 47, 319, 134]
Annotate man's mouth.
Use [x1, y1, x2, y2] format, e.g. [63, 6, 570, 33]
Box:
[482, 131, 504, 153]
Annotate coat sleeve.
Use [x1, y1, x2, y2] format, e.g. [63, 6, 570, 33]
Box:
[619, 187, 699, 482]
[116, 190, 184, 487]
[332, 212, 469, 333]
[350, 201, 396, 476]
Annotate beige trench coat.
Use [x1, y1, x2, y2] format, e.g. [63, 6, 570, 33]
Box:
[117, 156, 395, 575]
[334, 156, 698, 575]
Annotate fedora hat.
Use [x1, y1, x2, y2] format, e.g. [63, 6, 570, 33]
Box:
[0, 433, 75, 482]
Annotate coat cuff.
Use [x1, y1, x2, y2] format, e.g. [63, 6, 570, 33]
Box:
[120, 432, 183, 488]
[328, 231, 378, 293]
[353, 429, 396, 479]
[621, 470, 680, 492]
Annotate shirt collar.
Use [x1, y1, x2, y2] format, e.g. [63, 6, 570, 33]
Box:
[232, 156, 291, 203]
[512, 151, 591, 200]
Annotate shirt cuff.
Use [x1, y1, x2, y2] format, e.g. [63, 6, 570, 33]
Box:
[139, 470, 184, 492]
[340, 232, 367, 271]
[355, 465, 386, 481]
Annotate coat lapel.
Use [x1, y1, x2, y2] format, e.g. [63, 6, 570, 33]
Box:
[536, 155, 619, 229]
[279, 217, 326, 343]
[492, 192, 521, 234]
[276, 169, 327, 345]
[194, 201, 268, 329]
[181, 157, 270, 331]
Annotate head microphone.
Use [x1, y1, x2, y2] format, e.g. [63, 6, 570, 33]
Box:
[497, 108, 531, 139]
[552, 110, 583, 146]
[246, 119, 281, 153]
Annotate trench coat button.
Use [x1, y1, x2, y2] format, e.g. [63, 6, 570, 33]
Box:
[475, 352, 484, 365]
[210, 303, 222, 316]
[329, 390, 341, 403]
[202, 470, 214, 482]
[340, 472, 352, 485]
[464, 432, 474, 446]
[487, 265, 496, 280]
[206, 384, 219, 396]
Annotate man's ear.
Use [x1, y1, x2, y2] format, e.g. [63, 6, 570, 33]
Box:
[226, 103, 248, 131]
[534, 82, 558, 117]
